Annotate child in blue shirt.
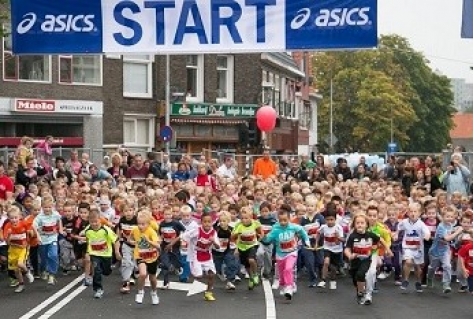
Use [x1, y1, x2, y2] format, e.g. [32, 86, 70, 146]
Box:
[427, 207, 463, 293]
[262, 204, 310, 301]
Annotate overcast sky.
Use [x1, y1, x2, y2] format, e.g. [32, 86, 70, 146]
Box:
[378, 0, 473, 82]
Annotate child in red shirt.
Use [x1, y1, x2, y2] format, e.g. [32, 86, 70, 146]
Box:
[458, 241, 473, 293]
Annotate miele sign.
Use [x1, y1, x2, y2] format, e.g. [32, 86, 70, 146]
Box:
[11, 98, 103, 115]
[15, 99, 55, 112]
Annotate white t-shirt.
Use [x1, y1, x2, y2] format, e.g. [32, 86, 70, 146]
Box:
[398, 218, 430, 250]
[216, 164, 236, 179]
[319, 224, 344, 253]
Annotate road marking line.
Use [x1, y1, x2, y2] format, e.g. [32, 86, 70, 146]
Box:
[38, 285, 87, 319]
[19, 275, 84, 319]
[262, 279, 277, 319]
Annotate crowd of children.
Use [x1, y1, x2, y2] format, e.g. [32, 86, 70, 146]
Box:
[0, 153, 472, 307]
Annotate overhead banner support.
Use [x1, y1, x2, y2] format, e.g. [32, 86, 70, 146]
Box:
[11, 0, 378, 54]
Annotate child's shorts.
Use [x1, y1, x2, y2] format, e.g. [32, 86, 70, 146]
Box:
[191, 259, 216, 278]
[137, 259, 159, 275]
[8, 247, 28, 270]
[402, 248, 424, 265]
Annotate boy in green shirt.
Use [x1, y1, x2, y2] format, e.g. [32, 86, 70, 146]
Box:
[84, 210, 121, 299]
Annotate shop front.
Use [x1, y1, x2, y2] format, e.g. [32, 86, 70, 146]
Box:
[168, 102, 258, 154]
[0, 97, 103, 149]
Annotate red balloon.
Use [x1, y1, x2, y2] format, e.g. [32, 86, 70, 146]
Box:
[256, 105, 277, 132]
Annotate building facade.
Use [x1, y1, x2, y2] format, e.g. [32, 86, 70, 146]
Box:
[451, 78, 473, 112]
[0, 21, 316, 155]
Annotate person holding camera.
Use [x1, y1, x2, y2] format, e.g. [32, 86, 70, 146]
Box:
[442, 153, 471, 196]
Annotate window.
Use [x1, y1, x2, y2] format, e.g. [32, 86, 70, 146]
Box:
[274, 74, 282, 115]
[300, 104, 311, 129]
[123, 55, 153, 98]
[123, 116, 155, 149]
[186, 55, 204, 101]
[59, 55, 102, 85]
[3, 26, 50, 82]
[216, 55, 234, 103]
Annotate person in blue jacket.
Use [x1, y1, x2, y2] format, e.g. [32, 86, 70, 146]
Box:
[262, 204, 310, 301]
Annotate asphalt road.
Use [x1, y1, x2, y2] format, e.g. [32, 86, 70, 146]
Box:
[1, 270, 472, 319]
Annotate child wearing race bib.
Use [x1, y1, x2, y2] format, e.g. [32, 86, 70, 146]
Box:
[213, 212, 239, 290]
[231, 207, 262, 290]
[427, 206, 464, 293]
[84, 209, 120, 299]
[116, 203, 138, 294]
[179, 205, 198, 283]
[130, 211, 161, 305]
[398, 203, 431, 293]
[344, 213, 380, 305]
[262, 204, 310, 301]
[256, 202, 277, 279]
[183, 212, 221, 301]
[456, 213, 473, 292]
[4, 206, 35, 293]
[33, 196, 62, 285]
[316, 208, 344, 290]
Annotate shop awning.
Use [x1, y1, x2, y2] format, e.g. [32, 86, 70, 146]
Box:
[171, 118, 247, 125]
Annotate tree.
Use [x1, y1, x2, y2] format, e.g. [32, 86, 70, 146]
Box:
[379, 35, 455, 152]
[312, 35, 454, 153]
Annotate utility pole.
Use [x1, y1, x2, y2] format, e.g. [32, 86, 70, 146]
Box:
[165, 54, 170, 153]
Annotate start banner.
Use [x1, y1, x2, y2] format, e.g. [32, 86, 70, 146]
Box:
[11, 0, 378, 54]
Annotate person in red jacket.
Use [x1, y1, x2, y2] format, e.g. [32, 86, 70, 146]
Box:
[194, 163, 218, 192]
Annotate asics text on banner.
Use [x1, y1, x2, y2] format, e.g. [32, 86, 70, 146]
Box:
[11, 0, 103, 54]
[285, 0, 377, 50]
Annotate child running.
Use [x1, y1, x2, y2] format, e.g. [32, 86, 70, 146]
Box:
[261, 204, 310, 301]
[129, 211, 161, 305]
[344, 213, 380, 305]
[33, 196, 62, 285]
[231, 207, 262, 290]
[183, 212, 221, 301]
[427, 206, 464, 293]
[398, 203, 431, 293]
[84, 209, 120, 298]
[316, 207, 344, 290]
[4, 206, 35, 292]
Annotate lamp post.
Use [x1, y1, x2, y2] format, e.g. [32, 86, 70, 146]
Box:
[329, 74, 333, 154]
[390, 104, 394, 143]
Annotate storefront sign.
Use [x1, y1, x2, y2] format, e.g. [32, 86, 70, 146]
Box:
[171, 103, 258, 117]
[11, 98, 103, 115]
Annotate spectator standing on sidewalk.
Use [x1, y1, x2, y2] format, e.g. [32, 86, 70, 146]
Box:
[253, 148, 277, 180]
[37, 136, 54, 173]
[443, 153, 471, 196]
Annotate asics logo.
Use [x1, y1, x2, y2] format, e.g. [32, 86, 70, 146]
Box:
[290, 7, 371, 29]
[17, 13, 36, 34]
[16, 12, 95, 34]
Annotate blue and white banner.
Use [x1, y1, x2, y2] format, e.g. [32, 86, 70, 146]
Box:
[461, 0, 473, 39]
[11, 0, 377, 54]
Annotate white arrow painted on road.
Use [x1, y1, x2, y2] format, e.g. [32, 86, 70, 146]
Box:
[145, 279, 208, 296]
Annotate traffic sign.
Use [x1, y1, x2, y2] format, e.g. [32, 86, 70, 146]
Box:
[387, 142, 398, 154]
[160, 125, 173, 142]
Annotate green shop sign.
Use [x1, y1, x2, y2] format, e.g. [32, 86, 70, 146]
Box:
[171, 103, 258, 117]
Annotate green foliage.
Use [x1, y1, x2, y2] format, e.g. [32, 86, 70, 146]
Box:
[313, 34, 454, 153]
[0, 0, 9, 37]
